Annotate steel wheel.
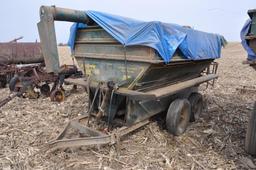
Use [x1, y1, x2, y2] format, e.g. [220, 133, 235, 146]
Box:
[188, 93, 203, 122]
[166, 99, 191, 136]
[9, 75, 20, 92]
[40, 84, 50, 96]
[50, 89, 65, 102]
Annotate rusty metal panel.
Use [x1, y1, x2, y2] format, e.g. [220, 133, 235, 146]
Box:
[75, 28, 157, 62]
[76, 28, 117, 43]
[74, 28, 185, 63]
[75, 44, 157, 61]
[135, 60, 213, 91]
[76, 57, 149, 85]
[0, 42, 44, 64]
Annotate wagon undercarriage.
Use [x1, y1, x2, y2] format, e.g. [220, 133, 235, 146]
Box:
[48, 71, 217, 150]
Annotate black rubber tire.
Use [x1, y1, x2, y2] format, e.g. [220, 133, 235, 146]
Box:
[40, 84, 50, 96]
[166, 99, 191, 136]
[9, 75, 19, 92]
[245, 102, 256, 155]
[188, 93, 203, 122]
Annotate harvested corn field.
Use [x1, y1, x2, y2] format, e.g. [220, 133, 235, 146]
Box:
[0, 43, 256, 169]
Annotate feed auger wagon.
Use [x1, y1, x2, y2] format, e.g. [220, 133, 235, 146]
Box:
[37, 5, 225, 150]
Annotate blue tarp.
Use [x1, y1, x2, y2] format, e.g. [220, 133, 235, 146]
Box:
[68, 11, 226, 63]
[241, 19, 256, 60]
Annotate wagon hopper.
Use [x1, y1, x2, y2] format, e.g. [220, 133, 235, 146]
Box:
[37, 6, 225, 150]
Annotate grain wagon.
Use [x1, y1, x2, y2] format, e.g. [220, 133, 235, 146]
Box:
[37, 6, 225, 150]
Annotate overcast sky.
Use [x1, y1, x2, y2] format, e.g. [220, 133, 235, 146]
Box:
[0, 0, 255, 43]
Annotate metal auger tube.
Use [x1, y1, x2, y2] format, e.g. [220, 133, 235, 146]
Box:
[37, 5, 91, 73]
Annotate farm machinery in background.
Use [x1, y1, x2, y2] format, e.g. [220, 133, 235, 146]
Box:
[0, 36, 44, 88]
[241, 9, 256, 156]
[0, 36, 82, 107]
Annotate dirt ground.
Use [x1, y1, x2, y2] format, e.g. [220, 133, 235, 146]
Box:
[1, 43, 256, 169]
